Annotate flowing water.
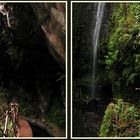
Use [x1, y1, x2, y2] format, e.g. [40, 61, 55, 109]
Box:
[91, 3, 105, 99]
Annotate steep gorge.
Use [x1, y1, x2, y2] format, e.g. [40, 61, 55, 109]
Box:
[0, 3, 66, 137]
[73, 3, 140, 137]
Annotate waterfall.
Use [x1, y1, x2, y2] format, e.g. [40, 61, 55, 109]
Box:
[91, 3, 105, 99]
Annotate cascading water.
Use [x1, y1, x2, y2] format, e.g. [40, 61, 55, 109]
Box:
[91, 3, 105, 99]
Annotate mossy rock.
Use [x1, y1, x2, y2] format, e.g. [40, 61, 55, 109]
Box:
[99, 99, 140, 137]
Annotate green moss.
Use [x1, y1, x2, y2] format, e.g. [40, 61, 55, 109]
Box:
[99, 99, 140, 137]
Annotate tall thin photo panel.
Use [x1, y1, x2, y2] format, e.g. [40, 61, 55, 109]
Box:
[0, 1, 67, 139]
[72, 1, 140, 139]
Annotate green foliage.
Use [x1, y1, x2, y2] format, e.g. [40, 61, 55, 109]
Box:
[99, 99, 140, 137]
[99, 3, 140, 96]
[16, 88, 36, 117]
[0, 118, 15, 137]
[45, 101, 65, 128]
[99, 103, 114, 136]
[0, 86, 15, 137]
[0, 86, 9, 99]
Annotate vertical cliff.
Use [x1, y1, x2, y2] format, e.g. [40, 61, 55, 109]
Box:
[73, 2, 140, 137]
[0, 3, 66, 137]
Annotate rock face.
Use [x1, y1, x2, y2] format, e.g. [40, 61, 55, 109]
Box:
[32, 3, 66, 68]
[0, 3, 66, 68]
[0, 3, 65, 127]
[73, 3, 113, 82]
[72, 3, 114, 137]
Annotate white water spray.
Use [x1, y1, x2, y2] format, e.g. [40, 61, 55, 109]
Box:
[91, 3, 105, 99]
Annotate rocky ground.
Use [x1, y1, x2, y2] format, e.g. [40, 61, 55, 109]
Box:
[73, 98, 111, 137]
[73, 109, 102, 137]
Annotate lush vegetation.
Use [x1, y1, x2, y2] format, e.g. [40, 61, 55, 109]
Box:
[99, 99, 140, 137]
[99, 3, 140, 137]
[99, 4, 140, 100]
[73, 3, 140, 137]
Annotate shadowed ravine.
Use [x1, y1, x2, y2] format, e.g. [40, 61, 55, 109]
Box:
[0, 3, 66, 137]
[73, 2, 140, 137]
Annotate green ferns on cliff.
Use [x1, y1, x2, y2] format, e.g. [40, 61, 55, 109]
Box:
[99, 99, 140, 137]
[100, 3, 140, 98]
[99, 3, 140, 137]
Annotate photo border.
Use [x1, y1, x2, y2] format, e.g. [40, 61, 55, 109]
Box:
[0, 1, 67, 139]
[71, 1, 140, 139]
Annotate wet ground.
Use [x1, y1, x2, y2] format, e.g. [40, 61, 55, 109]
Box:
[73, 98, 111, 137]
[73, 110, 101, 137]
